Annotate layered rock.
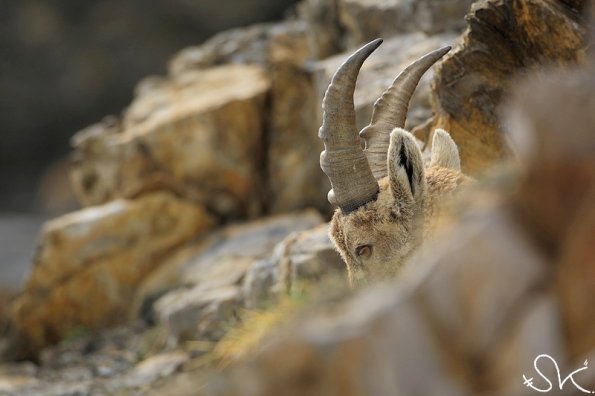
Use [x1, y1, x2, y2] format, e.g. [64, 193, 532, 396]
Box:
[71, 64, 270, 219]
[430, 0, 588, 173]
[11, 192, 214, 353]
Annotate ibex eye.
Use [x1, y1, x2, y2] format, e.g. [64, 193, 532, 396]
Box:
[355, 245, 372, 258]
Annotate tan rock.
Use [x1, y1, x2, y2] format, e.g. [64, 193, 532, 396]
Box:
[11, 192, 214, 353]
[71, 64, 270, 219]
[431, 0, 588, 174]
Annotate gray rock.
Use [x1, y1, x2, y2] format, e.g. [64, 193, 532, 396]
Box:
[155, 285, 242, 343]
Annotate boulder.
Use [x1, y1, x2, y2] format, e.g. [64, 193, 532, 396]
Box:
[70, 64, 271, 219]
[430, 0, 588, 174]
[11, 192, 214, 353]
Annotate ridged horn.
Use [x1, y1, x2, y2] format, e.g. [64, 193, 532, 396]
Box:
[360, 46, 451, 179]
[319, 38, 383, 213]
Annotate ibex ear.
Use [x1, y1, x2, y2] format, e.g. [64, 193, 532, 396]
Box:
[429, 128, 461, 171]
[388, 128, 426, 204]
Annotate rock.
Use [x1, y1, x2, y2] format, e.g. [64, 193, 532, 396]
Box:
[266, 22, 330, 213]
[11, 192, 214, 353]
[126, 351, 188, 388]
[70, 64, 271, 219]
[169, 20, 329, 214]
[155, 286, 242, 343]
[146, 211, 323, 340]
[431, 0, 588, 174]
[338, 0, 474, 48]
[243, 222, 343, 308]
[297, 0, 343, 59]
[275, 223, 345, 294]
[168, 24, 273, 73]
[314, 32, 458, 133]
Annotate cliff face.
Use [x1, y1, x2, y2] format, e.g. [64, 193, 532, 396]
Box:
[0, 0, 592, 395]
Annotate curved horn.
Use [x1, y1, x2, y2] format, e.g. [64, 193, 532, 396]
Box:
[360, 46, 451, 179]
[319, 38, 383, 213]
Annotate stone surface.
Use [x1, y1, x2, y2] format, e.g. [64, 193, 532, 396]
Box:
[338, 0, 474, 48]
[70, 64, 271, 219]
[168, 24, 274, 73]
[143, 211, 323, 342]
[266, 22, 330, 213]
[275, 223, 345, 294]
[243, 222, 344, 308]
[431, 0, 588, 174]
[297, 0, 343, 59]
[314, 32, 458, 136]
[155, 285, 242, 343]
[126, 351, 188, 388]
[11, 192, 214, 354]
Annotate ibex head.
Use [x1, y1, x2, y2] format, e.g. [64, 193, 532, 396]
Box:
[319, 39, 466, 285]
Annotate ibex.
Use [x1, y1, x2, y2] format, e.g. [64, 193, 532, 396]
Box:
[319, 38, 470, 285]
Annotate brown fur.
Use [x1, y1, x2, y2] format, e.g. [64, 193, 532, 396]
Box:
[329, 128, 470, 286]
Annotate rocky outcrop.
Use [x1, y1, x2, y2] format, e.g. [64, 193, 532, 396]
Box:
[430, 0, 588, 173]
[11, 192, 214, 353]
[70, 64, 271, 219]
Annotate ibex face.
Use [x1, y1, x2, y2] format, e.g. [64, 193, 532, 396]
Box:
[319, 39, 467, 285]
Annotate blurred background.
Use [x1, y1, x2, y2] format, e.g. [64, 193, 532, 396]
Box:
[0, 0, 298, 290]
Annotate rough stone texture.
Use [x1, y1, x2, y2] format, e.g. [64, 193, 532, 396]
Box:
[314, 32, 458, 133]
[297, 0, 343, 59]
[11, 192, 214, 354]
[431, 0, 588, 174]
[266, 22, 330, 213]
[338, 0, 474, 48]
[243, 223, 344, 308]
[143, 211, 323, 342]
[156, 285, 242, 342]
[168, 24, 274, 73]
[70, 64, 271, 219]
[0, 322, 183, 395]
[276, 224, 345, 294]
